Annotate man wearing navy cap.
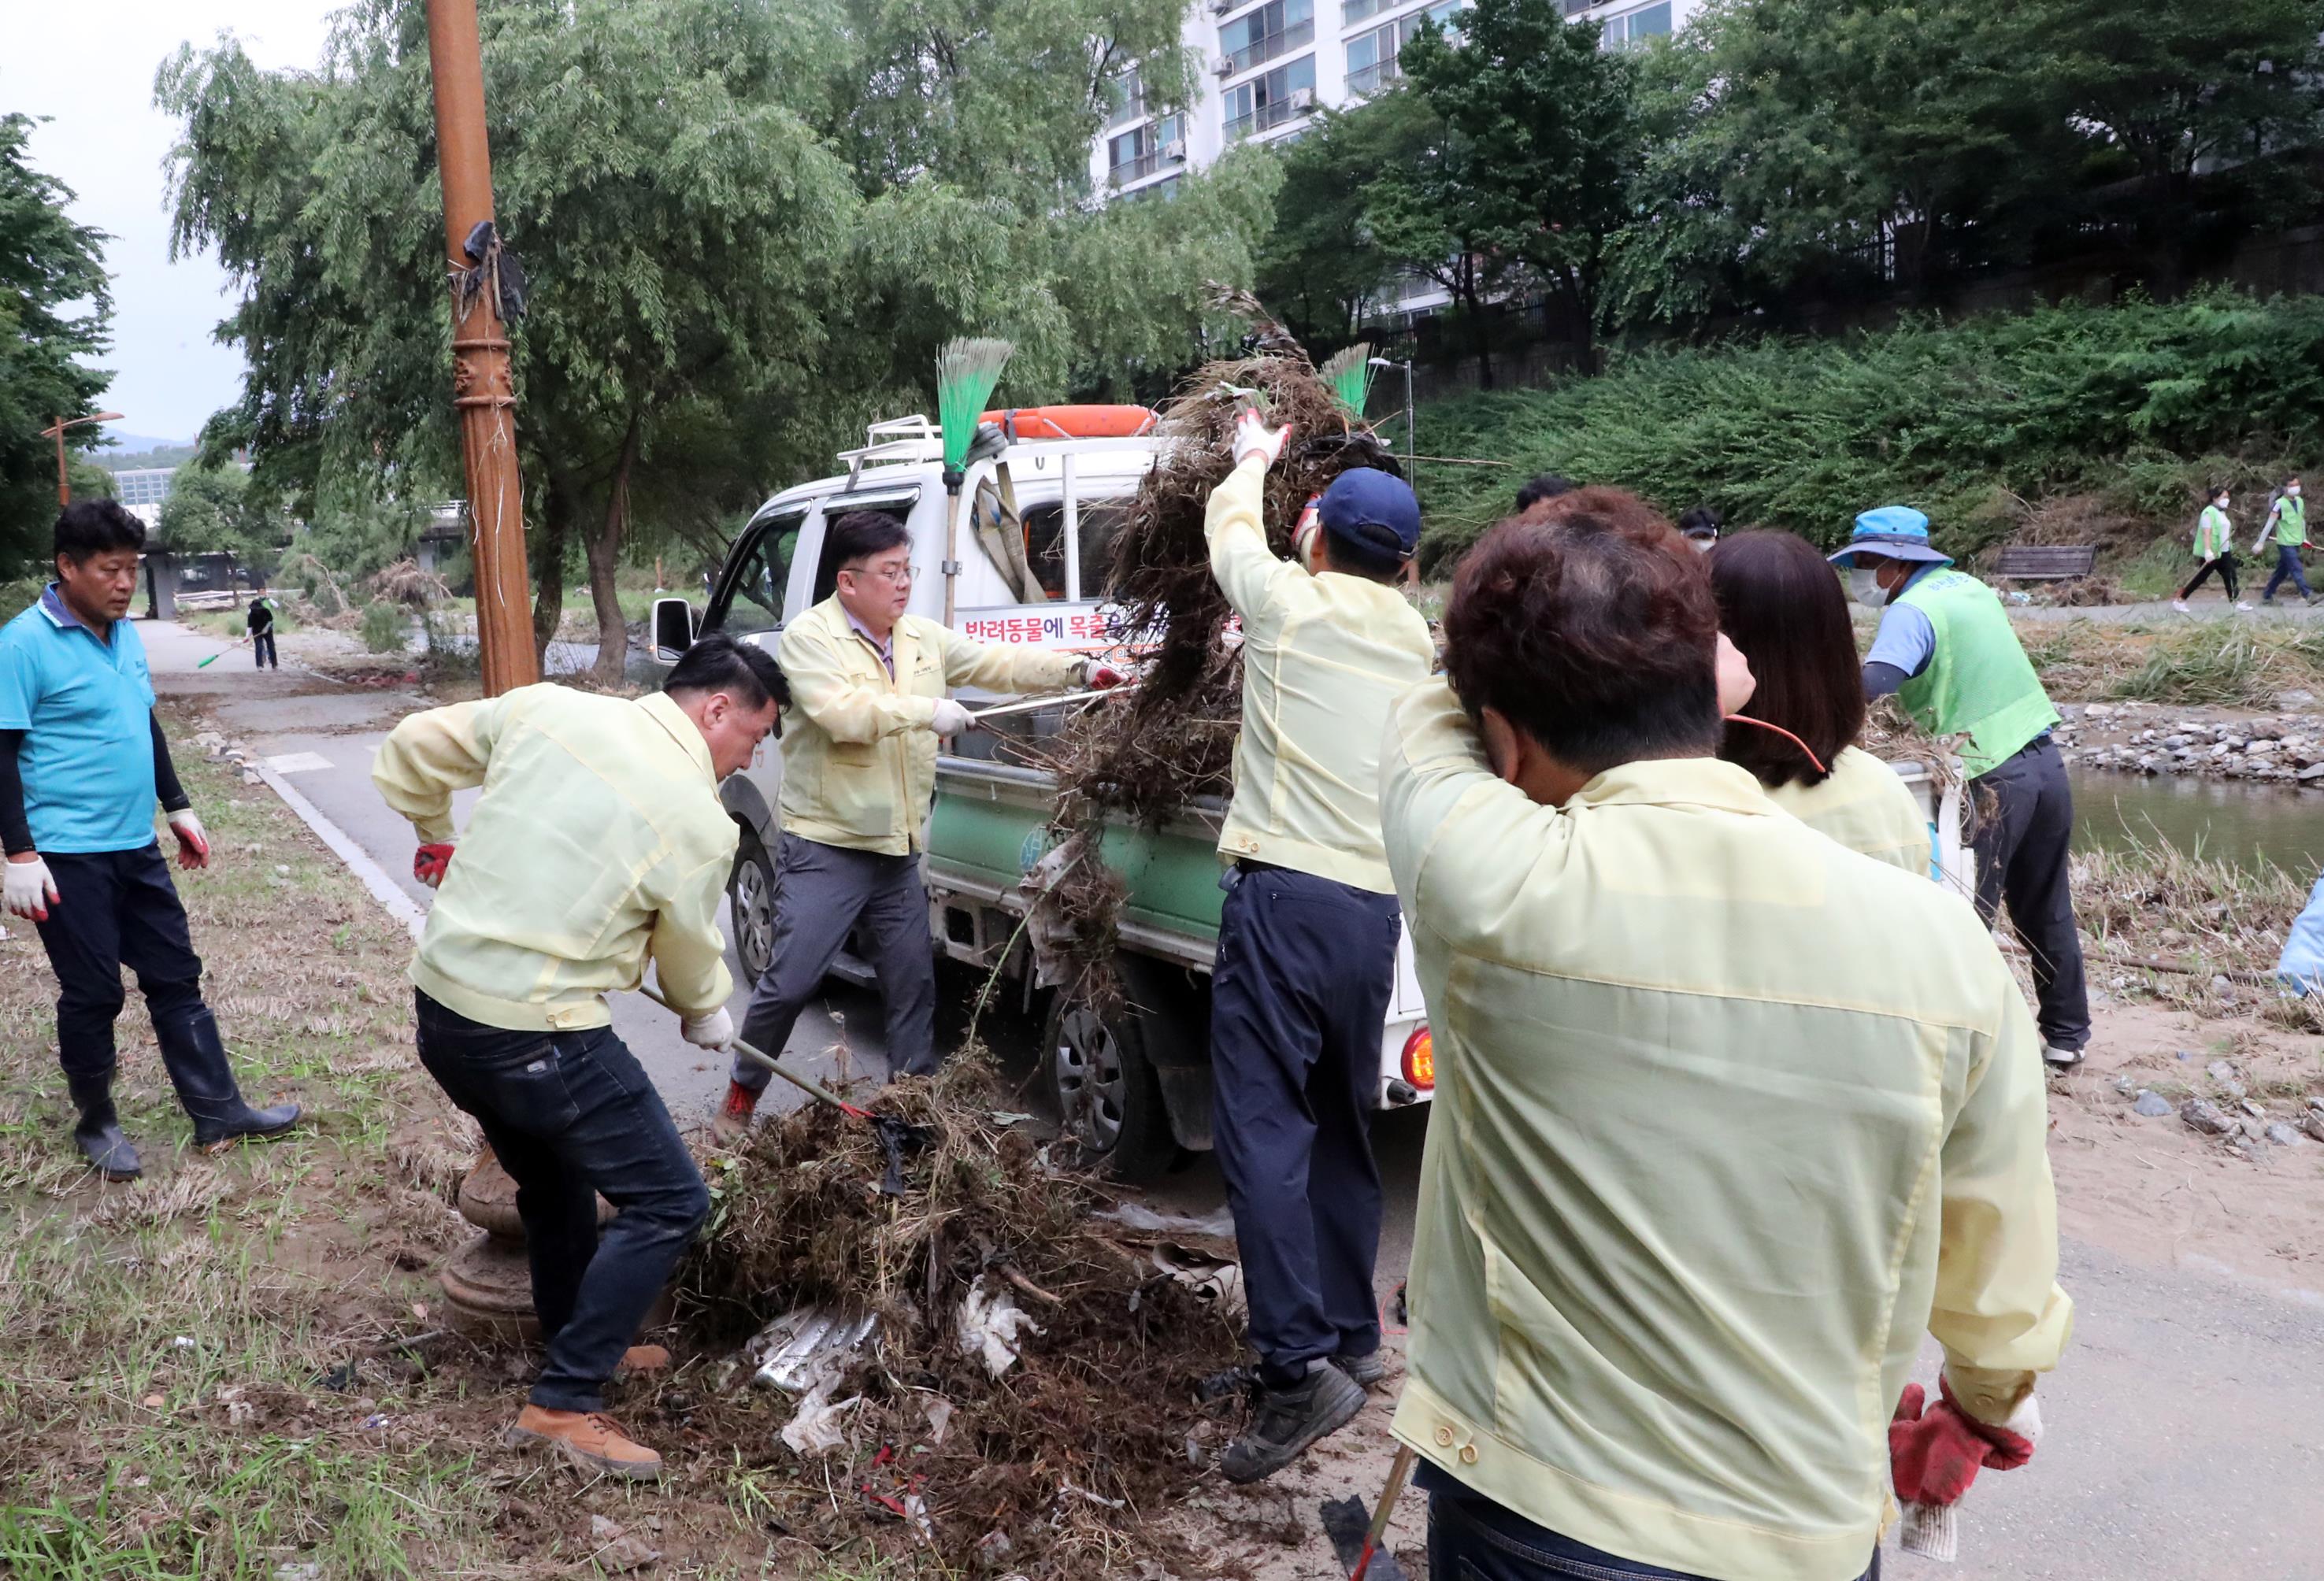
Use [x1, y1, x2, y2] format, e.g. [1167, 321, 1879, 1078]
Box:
[1202, 411, 1436, 1483]
[1832, 506, 2089, 1070]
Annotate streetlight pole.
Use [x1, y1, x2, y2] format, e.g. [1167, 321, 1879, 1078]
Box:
[426, 0, 538, 697]
[39, 412, 125, 506]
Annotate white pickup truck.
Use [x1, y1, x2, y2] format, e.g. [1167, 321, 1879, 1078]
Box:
[653, 410, 1972, 1179]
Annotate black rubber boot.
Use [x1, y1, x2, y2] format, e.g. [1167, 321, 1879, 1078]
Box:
[155, 1008, 301, 1150]
[1221, 1359, 1366, 1484]
[66, 1070, 142, 1181]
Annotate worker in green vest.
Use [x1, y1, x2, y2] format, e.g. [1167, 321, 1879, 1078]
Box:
[2253, 474, 2317, 606]
[1832, 506, 2089, 1070]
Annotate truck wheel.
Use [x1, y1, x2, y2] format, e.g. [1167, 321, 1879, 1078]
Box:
[1045, 992, 1177, 1183]
[728, 831, 779, 984]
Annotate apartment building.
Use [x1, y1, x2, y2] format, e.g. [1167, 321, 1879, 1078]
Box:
[1091, 0, 1700, 202]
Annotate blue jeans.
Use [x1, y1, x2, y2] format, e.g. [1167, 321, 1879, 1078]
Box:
[1210, 862, 1401, 1387]
[1424, 1474, 1881, 1581]
[2262, 543, 2313, 602]
[414, 991, 709, 1412]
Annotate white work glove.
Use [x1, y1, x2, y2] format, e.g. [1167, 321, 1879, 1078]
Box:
[680, 1006, 736, 1051]
[3, 855, 59, 923]
[929, 698, 974, 736]
[1232, 409, 1292, 471]
[1081, 659, 1129, 690]
[167, 809, 211, 871]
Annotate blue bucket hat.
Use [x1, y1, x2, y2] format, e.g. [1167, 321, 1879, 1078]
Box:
[1826, 505, 1953, 567]
[1318, 468, 1421, 562]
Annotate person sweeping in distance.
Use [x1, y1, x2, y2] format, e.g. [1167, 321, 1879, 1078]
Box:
[716, 511, 1124, 1127]
[374, 635, 784, 1481]
[2, 499, 298, 1179]
[1836, 505, 2092, 1070]
[1198, 410, 1436, 1484]
[1381, 489, 2071, 1580]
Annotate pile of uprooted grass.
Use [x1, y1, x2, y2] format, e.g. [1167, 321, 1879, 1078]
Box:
[677, 1055, 1244, 1575]
[1000, 297, 1402, 1004]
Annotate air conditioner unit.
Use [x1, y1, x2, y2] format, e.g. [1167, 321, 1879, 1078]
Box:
[1163, 139, 1188, 162]
[1213, 55, 1236, 76]
[1288, 87, 1316, 109]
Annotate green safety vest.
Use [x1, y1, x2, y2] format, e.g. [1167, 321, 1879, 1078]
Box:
[1892, 568, 2060, 779]
[2195, 505, 2232, 560]
[2274, 495, 2307, 547]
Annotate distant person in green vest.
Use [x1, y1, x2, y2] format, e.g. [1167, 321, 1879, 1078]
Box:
[2252, 474, 2316, 607]
[2173, 484, 2249, 613]
[1833, 506, 2089, 1070]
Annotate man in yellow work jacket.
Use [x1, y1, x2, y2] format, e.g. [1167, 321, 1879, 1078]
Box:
[719, 511, 1121, 1124]
[1383, 494, 2071, 1581]
[373, 635, 787, 1482]
[1205, 413, 1436, 1484]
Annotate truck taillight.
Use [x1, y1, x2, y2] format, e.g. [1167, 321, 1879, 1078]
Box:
[1400, 1026, 1435, 1090]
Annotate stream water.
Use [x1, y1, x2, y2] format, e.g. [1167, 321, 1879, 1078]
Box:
[2071, 768, 2324, 877]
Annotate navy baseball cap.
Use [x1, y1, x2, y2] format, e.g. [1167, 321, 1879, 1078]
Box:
[1318, 468, 1421, 561]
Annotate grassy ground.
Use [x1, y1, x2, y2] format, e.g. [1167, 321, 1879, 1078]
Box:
[2014, 616, 2324, 705]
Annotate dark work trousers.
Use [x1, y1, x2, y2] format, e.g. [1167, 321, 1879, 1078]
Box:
[735, 833, 937, 1084]
[1209, 862, 1401, 1387]
[1969, 737, 2091, 1053]
[252, 630, 277, 668]
[414, 991, 707, 1413]
[32, 843, 206, 1083]
[1422, 1470, 1880, 1581]
[2179, 553, 2240, 602]
[2262, 544, 2314, 602]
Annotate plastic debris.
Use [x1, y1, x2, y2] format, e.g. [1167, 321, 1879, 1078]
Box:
[746, 1305, 878, 1394]
[958, 1275, 1043, 1377]
[779, 1378, 862, 1457]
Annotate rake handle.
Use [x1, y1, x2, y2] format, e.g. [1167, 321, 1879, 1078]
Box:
[1349, 1444, 1418, 1581]
[633, 981, 869, 1119]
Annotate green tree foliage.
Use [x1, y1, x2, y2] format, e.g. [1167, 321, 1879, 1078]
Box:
[160, 0, 1273, 680]
[1396, 0, 1642, 359]
[0, 114, 113, 576]
[157, 461, 278, 563]
[1414, 291, 2324, 565]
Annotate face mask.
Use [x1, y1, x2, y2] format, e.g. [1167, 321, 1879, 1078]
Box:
[1685, 532, 1717, 554]
[1850, 567, 1889, 609]
[2290, 486, 2302, 498]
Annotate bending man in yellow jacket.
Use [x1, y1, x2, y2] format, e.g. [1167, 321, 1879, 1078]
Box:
[1205, 413, 1436, 1484]
[373, 635, 788, 1483]
[721, 511, 1120, 1123]
[1383, 492, 2071, 1581]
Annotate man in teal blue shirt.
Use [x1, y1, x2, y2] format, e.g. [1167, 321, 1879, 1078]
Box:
[0, 500, 298, 1178]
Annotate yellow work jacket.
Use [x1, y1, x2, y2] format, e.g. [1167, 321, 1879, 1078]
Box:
[373, 686, 737, 1033]
[1205, 455, 1435, 892]
[1381, 679, 2071, 1581]
[1762, 744, 1933, 876]
[776, 596, 1083, 856]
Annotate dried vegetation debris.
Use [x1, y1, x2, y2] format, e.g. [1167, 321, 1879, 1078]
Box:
[678, 1055, 1244, 1574]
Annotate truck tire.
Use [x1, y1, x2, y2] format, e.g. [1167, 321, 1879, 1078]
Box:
[1044, 990, 1178, 1183]
[727, 830, 779, 985]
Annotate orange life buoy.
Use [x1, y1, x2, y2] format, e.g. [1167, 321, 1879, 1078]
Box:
[980, 405, 1158, 441]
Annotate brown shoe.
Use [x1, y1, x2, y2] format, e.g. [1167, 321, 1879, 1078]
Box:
[503, 1405, 664, 1480]
[617, 1344, 670, 1376]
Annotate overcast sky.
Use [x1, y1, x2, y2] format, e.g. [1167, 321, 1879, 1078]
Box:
[8, 3, 335, 449]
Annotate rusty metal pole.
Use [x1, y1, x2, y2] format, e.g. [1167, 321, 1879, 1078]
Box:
[53, 417, 69, 508]
[426, 0, 537, 696]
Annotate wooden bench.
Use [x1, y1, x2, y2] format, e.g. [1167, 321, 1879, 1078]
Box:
[1989, 545, 2098, 580]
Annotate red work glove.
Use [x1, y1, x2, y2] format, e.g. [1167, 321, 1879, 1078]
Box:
[1083, 660, 1129, 690]
[1888, 1378, 2040, 1561]
[167, 810, 211, 872]
[413, 842, 455, 889]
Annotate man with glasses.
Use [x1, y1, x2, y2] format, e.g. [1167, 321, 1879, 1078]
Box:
[719, 512, 1123, 1124]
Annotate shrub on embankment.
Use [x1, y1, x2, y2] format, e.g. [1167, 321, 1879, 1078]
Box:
[1412, 290, 2324, 568]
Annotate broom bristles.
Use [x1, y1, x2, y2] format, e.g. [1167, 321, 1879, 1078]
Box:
[1320, 342, 1375, 416]
[937, 336, 1015, 470]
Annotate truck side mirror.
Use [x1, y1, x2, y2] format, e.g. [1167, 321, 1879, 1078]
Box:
[651, 597, 698, 663]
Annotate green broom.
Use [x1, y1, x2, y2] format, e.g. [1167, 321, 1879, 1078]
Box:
[936, 336, 1014, 626]
[1319, 342, 1377, 417]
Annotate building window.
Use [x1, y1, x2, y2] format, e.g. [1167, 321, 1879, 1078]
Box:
[1345, 2, 1460, 94]
[1121, 173, 1183, 203]
[1109, 114, 1185, 187]
[1106, 68, 1147, 130]
[1343, 0, 1392, 22]
[1600, 0, 1670, 48]
[1222, 55, 1318, 138]
[1221, 0, 1315, 75]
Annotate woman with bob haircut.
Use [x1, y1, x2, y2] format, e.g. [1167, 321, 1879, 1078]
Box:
[1709, 529, 1932, 876]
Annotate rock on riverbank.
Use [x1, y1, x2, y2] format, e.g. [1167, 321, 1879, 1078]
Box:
[2058, 701, 2324, 785]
